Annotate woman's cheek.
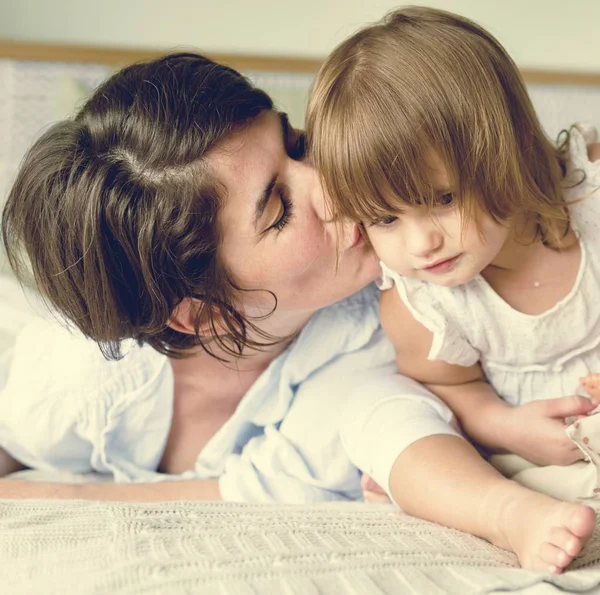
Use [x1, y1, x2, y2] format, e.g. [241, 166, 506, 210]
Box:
[281, 230, 328, 281]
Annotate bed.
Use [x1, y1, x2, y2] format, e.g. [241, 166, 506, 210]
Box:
[1, 40, 600, 594]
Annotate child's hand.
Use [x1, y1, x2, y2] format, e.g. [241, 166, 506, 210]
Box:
[361, 474, 392, 504]
[503, 396, 598, 466]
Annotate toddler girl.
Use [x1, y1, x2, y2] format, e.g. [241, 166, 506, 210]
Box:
[308, 6, 600, 573]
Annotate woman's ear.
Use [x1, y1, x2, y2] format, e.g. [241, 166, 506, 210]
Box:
[167, 297, 224, 338]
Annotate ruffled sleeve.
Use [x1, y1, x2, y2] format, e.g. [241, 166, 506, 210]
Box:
[0, 318, 173, 480]
[564, 124, 600, 234]
[567, 123, 600, 198]
[379, 261, 480, 367]
[569, 123, 600, 178]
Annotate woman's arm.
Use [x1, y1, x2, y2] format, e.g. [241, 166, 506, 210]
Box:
[0, 448, 25, 476]
[0, 477, 221, 501]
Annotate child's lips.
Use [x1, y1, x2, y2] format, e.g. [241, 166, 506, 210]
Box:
[421, 254, 461, 274]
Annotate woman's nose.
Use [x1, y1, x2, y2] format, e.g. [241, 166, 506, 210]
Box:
[302, 164, 357, 248]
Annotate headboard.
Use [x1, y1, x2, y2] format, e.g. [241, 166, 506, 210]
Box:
[3, 39, 600, 82]
[2, 38, 600, 143]
[1, 39, 600, 226]
[1, 38, 600, 274]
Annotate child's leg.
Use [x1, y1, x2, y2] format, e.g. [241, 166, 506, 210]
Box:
[390, 435, 596, 573]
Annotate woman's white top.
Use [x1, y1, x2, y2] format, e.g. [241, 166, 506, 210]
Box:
[0, 284, 458, 501]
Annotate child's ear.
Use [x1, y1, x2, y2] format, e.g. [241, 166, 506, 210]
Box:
[167, 297, 224, 338]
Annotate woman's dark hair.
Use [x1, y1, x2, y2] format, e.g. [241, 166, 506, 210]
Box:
[2, 52, 274, 360]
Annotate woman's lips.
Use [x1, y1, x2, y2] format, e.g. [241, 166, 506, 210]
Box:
[350, 225, 365, 249]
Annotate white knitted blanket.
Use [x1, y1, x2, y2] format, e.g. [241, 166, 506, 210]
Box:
[1, 500, 600, 595]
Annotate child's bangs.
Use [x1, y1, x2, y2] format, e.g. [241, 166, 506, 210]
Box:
[311, 82, 475, 224]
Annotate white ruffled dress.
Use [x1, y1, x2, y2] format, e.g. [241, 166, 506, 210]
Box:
[380, 125, 600, 407]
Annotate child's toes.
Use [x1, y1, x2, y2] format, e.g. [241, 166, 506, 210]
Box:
[564, 504, 596, 541]
[549, 526, 582, 558]
[539, 542, 572, 571]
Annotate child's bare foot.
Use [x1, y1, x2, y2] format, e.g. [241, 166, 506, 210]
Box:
[492, 489, 596, 573]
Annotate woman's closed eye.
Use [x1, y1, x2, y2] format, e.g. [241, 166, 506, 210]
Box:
[269, 189, 294, 232]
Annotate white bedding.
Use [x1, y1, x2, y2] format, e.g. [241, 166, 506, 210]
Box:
[1, 495, 600, 595]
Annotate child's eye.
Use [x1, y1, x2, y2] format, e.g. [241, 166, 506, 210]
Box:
[371, 215, 398, 227]
[437, 192, 454, 208]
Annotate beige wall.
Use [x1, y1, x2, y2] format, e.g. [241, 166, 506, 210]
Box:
[0, 0, 598, 71]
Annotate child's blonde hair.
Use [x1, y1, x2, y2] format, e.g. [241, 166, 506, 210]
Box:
[307, 6, 572, 247]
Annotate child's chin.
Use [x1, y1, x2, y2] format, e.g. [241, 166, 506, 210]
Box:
[438, 274, 473, 288]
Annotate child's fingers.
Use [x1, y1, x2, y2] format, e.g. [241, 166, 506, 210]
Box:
[545, 395, 599, 418]
[361, 474, 391, 503]
[360, 474, 385, 493]
[363, 489, 392, 504]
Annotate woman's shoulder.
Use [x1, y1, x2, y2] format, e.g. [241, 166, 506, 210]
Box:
[0, 316, 173, 476]
[7, 316, 170, 404]
[313, 283, 380, 326]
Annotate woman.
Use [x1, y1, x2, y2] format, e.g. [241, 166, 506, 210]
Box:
[0, 53, 457, 501]
[2, 52, 598, 515]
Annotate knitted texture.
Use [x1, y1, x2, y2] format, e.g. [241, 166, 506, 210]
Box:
[1, 500, 600, 594]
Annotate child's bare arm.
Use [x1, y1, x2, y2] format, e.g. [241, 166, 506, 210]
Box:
[380, 288, 594, 465]
[379, 288, 508, 444]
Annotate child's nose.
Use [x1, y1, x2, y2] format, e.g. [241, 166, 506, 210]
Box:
[405, 222, 443, 258]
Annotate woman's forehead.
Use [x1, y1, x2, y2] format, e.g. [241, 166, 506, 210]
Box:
[208, 111, 286, 228]
[221, 110, 282, 148]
